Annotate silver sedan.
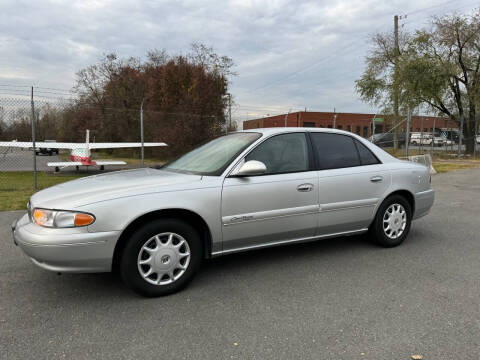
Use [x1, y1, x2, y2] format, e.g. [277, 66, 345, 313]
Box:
[12, 128, 434, 296]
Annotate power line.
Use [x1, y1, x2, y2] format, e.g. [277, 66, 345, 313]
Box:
[405, 0, 467, 16]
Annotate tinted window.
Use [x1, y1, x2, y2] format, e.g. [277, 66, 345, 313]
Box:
[310, 133, 360, 170]
[354, 139, 380, 165]
[245, 133, 309, 175]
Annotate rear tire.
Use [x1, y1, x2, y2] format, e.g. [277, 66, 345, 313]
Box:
[369, 195, 412, 247]
[120, 219, 202, 297]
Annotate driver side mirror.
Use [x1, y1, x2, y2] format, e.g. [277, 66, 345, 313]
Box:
[231, 160, 266, 177]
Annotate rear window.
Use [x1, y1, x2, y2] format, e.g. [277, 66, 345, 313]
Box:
[310, 133, 360, 170]
[354, 139, 380, 165]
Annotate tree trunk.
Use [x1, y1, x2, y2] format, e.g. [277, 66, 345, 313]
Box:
[464, 115, 475, 154]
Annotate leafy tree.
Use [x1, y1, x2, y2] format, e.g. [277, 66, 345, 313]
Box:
[71, 44, 234, 157]
[357, 11, 480, 153]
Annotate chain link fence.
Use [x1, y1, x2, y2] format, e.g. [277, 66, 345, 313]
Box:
[368, 115, 479, 160]
[0, 91, 228, 210]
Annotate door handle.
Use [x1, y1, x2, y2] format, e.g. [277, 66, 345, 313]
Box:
[297, 183, 314, 192]
[370, 176, 383, 183]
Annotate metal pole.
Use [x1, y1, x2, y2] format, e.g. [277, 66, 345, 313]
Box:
[372, 113, 377, 139]
[31, 86, 37, 190]
[284, 109, 292, 127]
[420, 117, 424, 154]
[474, 115, 478, 159]
[431, 118, 435, 153]
[228, 93, 232, 132]
[405, 109, 411, 158]
[333, 113, 337, 129]
[140, 98, 144, 166]
[393, 15, 399, 151]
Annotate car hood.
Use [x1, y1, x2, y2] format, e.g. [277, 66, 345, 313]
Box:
[30, 168, 202, 209]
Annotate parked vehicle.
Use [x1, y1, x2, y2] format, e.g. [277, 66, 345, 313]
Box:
[440, 129, 459, 144]
[36, 140, 59, 156]
[410, 133, 433, 145]
[443, 138, 455, 146]
[12, 128, 435, 297]
[433, 136, 446, 147]
[369, 132, 407, 148]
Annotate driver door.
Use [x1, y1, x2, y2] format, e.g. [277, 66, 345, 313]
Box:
[221, 132, 319, 252]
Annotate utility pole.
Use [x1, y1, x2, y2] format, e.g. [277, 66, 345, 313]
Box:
[333, 113, 337, 129]
[140, 98, 144, 166]
[31, 86, 37, 190]
[393, 15, 400, 151]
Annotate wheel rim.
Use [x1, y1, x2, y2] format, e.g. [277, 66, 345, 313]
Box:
[383, 203, 407, 239]
[137, 232, 191, 286]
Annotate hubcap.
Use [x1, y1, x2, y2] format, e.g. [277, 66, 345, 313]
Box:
[383, 203, 407, 239]
[137, 232, 191, 285]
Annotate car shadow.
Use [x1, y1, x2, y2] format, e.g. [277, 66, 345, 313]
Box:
[29, 229, 427, 300]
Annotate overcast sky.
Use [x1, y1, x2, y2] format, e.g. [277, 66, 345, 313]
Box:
[0, 0, 478, 125]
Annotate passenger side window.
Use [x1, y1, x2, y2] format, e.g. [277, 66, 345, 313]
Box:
[354, 139, 380, 165]
[245, 133, 309, 175]
[310, 133, 360, 170]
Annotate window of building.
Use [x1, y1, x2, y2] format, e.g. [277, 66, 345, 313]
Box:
[347, 125, 352, 132]
[356, 126, 361, 135]
[328, 125, 332, 128]
[245, 133, 309, 175]
[310, 133, 361, 170]
[337, 125, 343, 130]
[363, 126, 368, 137]
[303, 122, 316, 127]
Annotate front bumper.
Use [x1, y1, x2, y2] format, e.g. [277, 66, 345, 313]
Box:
[12, 213, 120, 273]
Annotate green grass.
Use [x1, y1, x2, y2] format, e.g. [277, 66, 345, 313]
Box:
[0, 172, 85, 211]
[432, 161, 480, 174]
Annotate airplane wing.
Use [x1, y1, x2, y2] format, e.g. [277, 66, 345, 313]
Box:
[48, 161, 127, 167]
[93, 160, 127, 165]
[89, 142, 167, 149]
[0, 141, 83, 149]
[47, 162, 84, 167]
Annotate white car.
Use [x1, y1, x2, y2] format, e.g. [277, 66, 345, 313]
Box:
[410, 133, 433, 145]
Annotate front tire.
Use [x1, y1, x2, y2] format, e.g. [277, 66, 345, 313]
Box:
[369, 195, 412, 247]
[120, 219, 202, 297]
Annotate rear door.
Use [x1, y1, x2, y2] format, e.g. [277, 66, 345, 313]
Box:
[309, 132, 391, 235]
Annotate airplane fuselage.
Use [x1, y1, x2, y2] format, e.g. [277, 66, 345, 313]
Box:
[70, 154, 96, 165]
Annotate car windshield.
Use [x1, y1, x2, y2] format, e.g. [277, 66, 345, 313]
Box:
[163, 132, 261, 176]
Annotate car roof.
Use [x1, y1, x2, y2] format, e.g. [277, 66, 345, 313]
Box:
[240, 127, 357, 137]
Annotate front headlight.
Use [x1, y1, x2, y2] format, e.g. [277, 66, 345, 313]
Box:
[32, 208, 95, 228]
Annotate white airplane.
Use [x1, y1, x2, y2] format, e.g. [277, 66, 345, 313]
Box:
[0, 129, 167, 172]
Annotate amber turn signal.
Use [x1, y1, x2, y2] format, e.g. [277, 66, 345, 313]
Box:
[74, 213, 95, 227]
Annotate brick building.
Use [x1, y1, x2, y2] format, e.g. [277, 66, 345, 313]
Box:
[243, 111, 457, 138]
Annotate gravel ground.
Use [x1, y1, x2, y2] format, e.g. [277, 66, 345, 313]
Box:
[0, 169, 479, 360]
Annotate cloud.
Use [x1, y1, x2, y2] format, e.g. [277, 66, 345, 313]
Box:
[0, 0, 477, 122]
